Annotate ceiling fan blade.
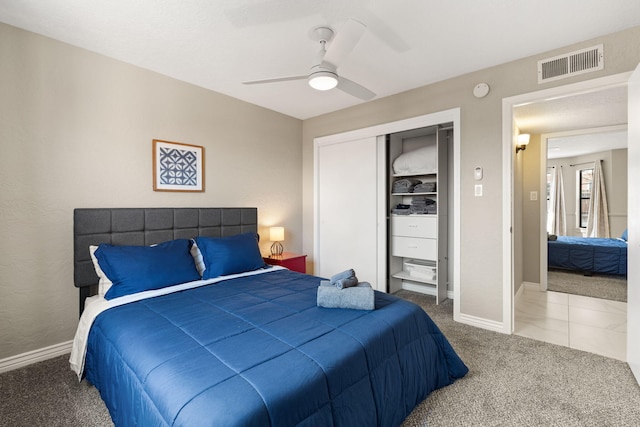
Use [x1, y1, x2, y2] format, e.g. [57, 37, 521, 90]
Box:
[337, 76, 375, 101]
[323, 18, 366, 68]
[243, 75, 307, 85]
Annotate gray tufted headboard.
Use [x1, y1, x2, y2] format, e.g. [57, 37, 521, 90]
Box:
[73, 207, 258, 315]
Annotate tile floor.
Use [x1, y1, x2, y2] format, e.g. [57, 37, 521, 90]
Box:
[514, 282, 627, 361]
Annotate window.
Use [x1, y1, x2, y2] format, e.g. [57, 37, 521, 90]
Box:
[578, 168, 593, 228]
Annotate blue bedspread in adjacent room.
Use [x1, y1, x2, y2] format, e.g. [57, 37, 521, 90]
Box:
[548, 236, 627, 275]
[84, 269, 467, 426]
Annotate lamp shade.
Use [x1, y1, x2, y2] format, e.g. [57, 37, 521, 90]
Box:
[270, 227, 284, 242]
[517, 133, 530, 146]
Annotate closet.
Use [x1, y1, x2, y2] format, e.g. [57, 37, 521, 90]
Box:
[388, 125, 450, 304]
[314, 109, 458, 301]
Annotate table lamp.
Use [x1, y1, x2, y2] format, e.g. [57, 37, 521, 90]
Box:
[269, 226, 284, 256]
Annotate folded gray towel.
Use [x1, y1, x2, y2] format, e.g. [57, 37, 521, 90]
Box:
[317, 282, 375, 310]
[330, 269, 355, 284]
[334, 276, 359, 290]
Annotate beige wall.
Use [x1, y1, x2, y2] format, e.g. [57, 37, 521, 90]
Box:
[521, 134, 542, 284]
[303, 26, 640, 323]
[610, 148, 629, 235]
[0, 23, 302, 360]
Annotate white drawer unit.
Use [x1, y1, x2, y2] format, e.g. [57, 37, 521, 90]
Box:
[391, 236, 437, 259]
[391, 215, 437, 238]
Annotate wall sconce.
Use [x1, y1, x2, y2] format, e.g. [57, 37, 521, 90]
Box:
[269, 227, 285, 256]
[516, 133, 530, 153]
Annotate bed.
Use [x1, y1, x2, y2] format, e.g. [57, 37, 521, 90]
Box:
[548, 232, 628, 276]
[70, 207, 468, 426]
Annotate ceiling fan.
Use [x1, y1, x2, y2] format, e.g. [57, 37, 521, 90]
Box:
[243, 19, 376, 101]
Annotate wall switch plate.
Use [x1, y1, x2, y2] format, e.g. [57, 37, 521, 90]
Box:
[475, 184, 483, 197]
[530, 191, 538, 201]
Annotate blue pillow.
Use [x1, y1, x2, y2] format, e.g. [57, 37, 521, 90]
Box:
[621, 229, 628, 241]
[96, 239, 201, 300]
[195, 233, 266, 280]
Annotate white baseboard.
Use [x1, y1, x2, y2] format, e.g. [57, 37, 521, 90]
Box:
[0, 341, 72, 374]
[522, 281, 541, 291]
[457, 313, 507, 334]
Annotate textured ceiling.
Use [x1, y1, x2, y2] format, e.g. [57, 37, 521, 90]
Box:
[1, 0, 640, 120]
[514, 85, 628, 159]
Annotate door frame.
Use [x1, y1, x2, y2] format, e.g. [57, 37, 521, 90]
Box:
[502, 72, 631, 333]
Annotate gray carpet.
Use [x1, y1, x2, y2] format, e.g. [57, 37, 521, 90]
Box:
[0, 354, 112, 426]
[547, 269, 627, 302]
[1, 292, 639, 426]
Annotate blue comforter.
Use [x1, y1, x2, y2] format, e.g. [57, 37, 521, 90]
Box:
[84, 269, 467, 426]
[548, 236, 627, 275]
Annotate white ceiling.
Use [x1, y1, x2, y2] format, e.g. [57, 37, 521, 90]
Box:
[2, 0, 640, 120]
[514, 85, 628, 159]
[546, 129, 628, 160]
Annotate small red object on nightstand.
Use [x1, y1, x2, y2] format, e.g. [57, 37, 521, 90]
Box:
[263, 252, 307, 274]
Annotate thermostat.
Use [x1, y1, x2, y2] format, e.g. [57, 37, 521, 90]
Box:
[474, 167, 483, 180]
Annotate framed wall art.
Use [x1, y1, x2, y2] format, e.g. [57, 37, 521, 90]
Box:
[153, 139, 205, 192]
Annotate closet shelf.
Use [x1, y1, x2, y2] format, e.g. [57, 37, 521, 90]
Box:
[392, 172, 437, 178]
[391, 192, 437, 196]
[390, 213, 437, 217]
[391, 271, 437, 286]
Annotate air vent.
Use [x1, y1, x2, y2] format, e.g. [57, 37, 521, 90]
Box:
[538, 44, 603, 84]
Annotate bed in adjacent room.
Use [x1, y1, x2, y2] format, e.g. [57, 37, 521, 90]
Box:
[70, 207, 467, 426]
[547, 230, 628, 276]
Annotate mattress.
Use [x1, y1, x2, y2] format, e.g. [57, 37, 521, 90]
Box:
[77, 268, 468, 426]
[548, 236, 627, 275]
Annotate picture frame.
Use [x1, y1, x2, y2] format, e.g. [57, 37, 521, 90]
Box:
[153, 139, 205, 192]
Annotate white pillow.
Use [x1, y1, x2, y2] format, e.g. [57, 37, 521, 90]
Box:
[392, 144, 437, 175]
[89, 245, 113, 296]
[190, 239, 206, 277]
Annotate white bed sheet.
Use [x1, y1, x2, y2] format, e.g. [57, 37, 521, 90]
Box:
[69, 266, 286, 380]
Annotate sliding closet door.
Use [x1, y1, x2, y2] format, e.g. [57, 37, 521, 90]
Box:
[316, 136, 385, 290]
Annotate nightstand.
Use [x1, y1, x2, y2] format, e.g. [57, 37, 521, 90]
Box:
[263, 252, 307, 274]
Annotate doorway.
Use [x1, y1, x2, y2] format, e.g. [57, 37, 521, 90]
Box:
[515, 125, 628, 360]
[539, 125, 628, 292]
[502, 72, 631, 352]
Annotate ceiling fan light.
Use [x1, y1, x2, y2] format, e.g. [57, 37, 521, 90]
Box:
[308, 71, 338, 91]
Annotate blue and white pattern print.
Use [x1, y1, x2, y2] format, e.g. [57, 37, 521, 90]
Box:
[159, 147, 198, 186]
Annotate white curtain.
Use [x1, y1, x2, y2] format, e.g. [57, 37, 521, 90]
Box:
[547, 166, 566, 235]
[586, 160, 610, 238]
